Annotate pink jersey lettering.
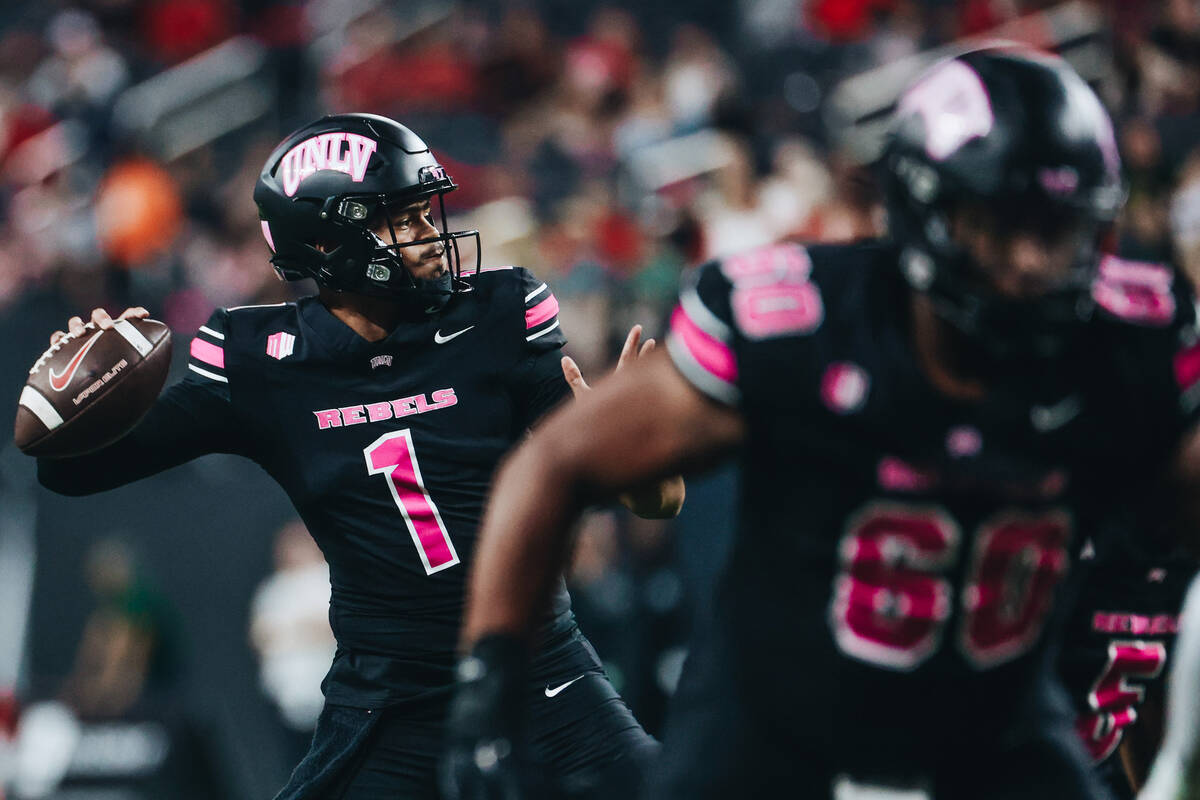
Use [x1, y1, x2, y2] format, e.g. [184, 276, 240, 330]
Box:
[392, 396, 419, 417]
[312, 388, 457, 429]
[365, 401, 393, 422]
[314, 409, 342, 429]
[430, 388, 458, 408]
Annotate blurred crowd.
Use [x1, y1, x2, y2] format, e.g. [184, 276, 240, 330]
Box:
[2, 0, 1200, 792]
[0, 0, 1196, 355]
[1, 0, 1198, 353]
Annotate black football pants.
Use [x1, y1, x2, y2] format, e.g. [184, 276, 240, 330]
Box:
[274, 671, 658, 800]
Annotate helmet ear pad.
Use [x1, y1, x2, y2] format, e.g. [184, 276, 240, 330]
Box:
[259, 196, 377, 286]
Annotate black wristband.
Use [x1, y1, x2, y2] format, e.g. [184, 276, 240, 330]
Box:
[454, 633, 528, 726]
[462, 633, 527, 682]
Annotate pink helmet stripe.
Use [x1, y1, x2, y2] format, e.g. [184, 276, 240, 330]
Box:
[261, 220, 276, 252]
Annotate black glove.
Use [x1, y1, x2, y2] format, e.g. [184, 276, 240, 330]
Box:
[441, 634, 528, 800]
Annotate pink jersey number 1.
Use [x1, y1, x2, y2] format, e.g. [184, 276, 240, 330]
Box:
[364, 430, 460, 575]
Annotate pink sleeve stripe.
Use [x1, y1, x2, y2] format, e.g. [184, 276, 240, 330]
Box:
[1176, 340, 1200, 391]
[190, 337, 225, 368]
[525, 294, 559, 329]
[670, 305, 737, 383]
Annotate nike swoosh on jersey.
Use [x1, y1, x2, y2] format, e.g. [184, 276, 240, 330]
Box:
[434, 326, 475, 344]
[543, 675, 585, 698]
[48, 330, 104, 392]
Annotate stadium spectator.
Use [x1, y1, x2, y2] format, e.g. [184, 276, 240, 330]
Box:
[59, 538, 182, 720]
[249, 519, 335, 763]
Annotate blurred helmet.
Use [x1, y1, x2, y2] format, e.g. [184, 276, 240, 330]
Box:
[881, 48, 1124, 358]
[253, 113, 479, 313]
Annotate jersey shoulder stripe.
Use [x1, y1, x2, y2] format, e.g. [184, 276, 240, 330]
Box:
[518, 270, 562, 343]
[1091, 255, 1179, 328]
[525, 293, 559, 332]
[666, 241, 891, 407]
[226, 301, 290, 312]
[459, 265, 515, 277]
[667, 303, 739, 405]
[497, 266, 566, 351]
[188, 308, 230, 385]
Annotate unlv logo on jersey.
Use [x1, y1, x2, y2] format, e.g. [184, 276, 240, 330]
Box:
[267, 331, 296, 360]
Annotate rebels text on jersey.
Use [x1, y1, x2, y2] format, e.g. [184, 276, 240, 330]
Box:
[38, 267, 593, 707]
[665, 240, 1200, 773]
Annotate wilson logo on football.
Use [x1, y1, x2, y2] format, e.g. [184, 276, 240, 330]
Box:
[48, 330, 104, 392]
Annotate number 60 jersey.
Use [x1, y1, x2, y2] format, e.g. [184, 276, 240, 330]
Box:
[665, 240, 1200, 777]
[37, 266, 597, 708]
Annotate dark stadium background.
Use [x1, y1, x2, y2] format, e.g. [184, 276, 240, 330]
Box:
[0, 0, 1195, 797]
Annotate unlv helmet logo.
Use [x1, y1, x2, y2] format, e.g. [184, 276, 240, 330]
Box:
[898, 59, 993, 162]
[280, 133, 378, 197]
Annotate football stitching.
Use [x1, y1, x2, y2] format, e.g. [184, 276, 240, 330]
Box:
[29, 321, 96, 376]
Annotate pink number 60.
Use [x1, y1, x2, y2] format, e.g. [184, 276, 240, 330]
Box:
[364, 430, 460, 575]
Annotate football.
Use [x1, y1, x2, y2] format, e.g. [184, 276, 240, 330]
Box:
[14, 318, 172, 458]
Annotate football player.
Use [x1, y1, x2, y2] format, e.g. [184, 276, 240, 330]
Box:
[1140, 574, 1200, 800]
[34, 113, 683, 799]
[445, 49, 1200, 799]
[1058, 528, 1197, 799]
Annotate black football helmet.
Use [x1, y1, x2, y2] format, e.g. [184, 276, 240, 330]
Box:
[253, 113, 479, 313]
[881, 48, 1124, 359]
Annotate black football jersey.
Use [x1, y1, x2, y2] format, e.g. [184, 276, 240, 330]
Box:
[1058, 532, 1197, 799]
[39, 266, 597, 707]
[665, 240, 1200, 774]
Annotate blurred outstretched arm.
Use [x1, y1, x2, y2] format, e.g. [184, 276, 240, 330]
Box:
[463, 350, 743, 645]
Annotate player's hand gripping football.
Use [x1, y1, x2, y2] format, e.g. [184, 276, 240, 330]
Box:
[50, 307, 150, 346]
[563, 325, 686, 519]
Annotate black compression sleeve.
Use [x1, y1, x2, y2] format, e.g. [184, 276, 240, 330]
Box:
[510, 348, 571, 434]
[37, 374, 251, 496]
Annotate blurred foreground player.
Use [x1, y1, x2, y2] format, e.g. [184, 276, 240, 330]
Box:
[33, 113, 681, 799]
[448, 49, 1200, 799]
[1140, 575, 1200, 800]
[1058, 530, 1197, 799]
